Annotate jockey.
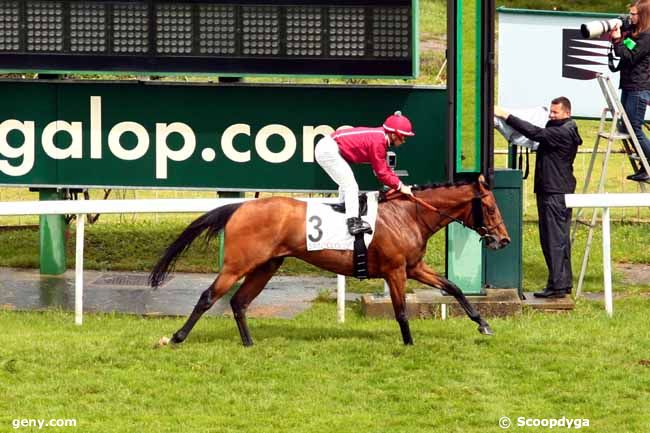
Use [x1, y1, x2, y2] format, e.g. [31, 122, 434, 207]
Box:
[315, 111, 415, 236]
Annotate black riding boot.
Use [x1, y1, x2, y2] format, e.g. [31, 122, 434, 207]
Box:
[347, 217, 372, 236]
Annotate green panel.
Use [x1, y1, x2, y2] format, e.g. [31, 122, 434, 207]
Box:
[0, 81, 447, 191]
[412, 0, 420, 77]
[39, 189, 67, 275]
[446, 222, 483, 294]
[456, 0, 481, 173]
[484, 169, 523, 295]
[446, 169, 523, 295]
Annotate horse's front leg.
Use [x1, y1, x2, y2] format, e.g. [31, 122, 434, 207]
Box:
[408, 261, 493, 336]
[385, 267, 413, 345]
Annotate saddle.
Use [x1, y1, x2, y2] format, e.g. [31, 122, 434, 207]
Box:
[326, 194, 369, 216]
[327, 194, 370, 280]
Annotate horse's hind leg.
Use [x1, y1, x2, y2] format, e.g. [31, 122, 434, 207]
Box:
[408, 262, 493, 336]
[170, 270, 240, 344]
[230, 258, 284, 347]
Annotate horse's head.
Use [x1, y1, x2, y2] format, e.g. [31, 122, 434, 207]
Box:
[470, 175, 510, 250]
[393, 176, 511, 249]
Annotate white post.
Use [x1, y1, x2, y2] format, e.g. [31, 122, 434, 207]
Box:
[441, 303, 447, 320]
[383, 280, 389, 296]
[75, 214, 85, 325]
[602, 207, 613, 317]
[337, 274, 345, 323]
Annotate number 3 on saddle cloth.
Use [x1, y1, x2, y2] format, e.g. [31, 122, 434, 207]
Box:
[305, 192, 379, 279]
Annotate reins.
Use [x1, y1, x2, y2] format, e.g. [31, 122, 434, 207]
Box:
[384, 189, 472, 229]
[384, 187, 505, 236]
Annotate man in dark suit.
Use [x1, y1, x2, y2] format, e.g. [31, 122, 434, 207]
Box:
[495, 97, 583, 298]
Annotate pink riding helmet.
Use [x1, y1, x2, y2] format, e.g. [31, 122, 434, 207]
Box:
[383, 111, 415, 137]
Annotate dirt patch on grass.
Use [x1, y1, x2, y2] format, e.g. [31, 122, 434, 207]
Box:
[419, 34, 447, 82]
[616, 263, 650, 286]
[420, 33, 447, 53]
[420, 34, 446, 53]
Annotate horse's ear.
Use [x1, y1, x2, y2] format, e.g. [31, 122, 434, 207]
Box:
[477, 174, 492, 190]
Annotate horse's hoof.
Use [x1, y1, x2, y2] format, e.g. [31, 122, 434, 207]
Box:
[155, 336, 171, 348]
[478, 325, 494, 336]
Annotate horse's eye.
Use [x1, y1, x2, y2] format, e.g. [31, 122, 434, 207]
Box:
[487, 206, 496, 216]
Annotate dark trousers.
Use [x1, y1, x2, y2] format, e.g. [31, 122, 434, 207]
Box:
[536, 193, 573, 290]
[621, 90, 650, 161]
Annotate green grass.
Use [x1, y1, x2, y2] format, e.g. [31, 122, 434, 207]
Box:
[1, 298, 650, 433]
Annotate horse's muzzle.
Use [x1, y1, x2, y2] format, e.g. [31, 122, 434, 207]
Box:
[484, 235, 510, 250]
[498, 237, 511, 249]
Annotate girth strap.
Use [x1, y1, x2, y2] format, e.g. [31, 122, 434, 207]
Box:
[353, 233, 369, 280]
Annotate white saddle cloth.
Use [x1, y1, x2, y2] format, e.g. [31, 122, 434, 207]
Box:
[306, 192, 379, 251]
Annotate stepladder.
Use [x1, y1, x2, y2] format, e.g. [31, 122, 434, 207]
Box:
[571, 74, 649, 297]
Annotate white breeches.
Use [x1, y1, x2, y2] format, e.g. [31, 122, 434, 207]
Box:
[314, 136, 359, 219]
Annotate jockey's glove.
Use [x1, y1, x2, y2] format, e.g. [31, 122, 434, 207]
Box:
[399, 184, 414, 196]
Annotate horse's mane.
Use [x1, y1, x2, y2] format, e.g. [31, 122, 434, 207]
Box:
[377, 179, 475, 203]
[411, 179, 474, 192]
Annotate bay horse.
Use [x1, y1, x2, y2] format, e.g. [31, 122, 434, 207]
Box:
[150, 174, 510, 346]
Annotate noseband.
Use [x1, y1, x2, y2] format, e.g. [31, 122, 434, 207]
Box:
[470, 193, 505, 238]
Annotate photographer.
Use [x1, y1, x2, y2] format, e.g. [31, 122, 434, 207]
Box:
[610, 0, 650, 182]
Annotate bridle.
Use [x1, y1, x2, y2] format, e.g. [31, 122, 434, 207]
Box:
[385, 185, 506, 239]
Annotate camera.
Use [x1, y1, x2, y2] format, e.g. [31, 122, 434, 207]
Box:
[580, 14, 634, 39]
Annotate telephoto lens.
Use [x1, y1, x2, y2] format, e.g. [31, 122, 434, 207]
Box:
[581, 18, 622, 39]
[580, 15, 632, 39]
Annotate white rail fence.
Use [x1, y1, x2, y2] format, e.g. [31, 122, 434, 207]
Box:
[0, 197, 349, 325]
[565, 193, 650, 317]
[494, 150, 650, 220]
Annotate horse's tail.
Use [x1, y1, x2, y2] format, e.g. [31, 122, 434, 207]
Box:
[149, 202, 244, 288]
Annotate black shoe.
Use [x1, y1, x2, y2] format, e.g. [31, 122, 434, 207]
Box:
[347, 217, 373, 236]
[627, 170, 650, 182]
[533, 288, 567, 298]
